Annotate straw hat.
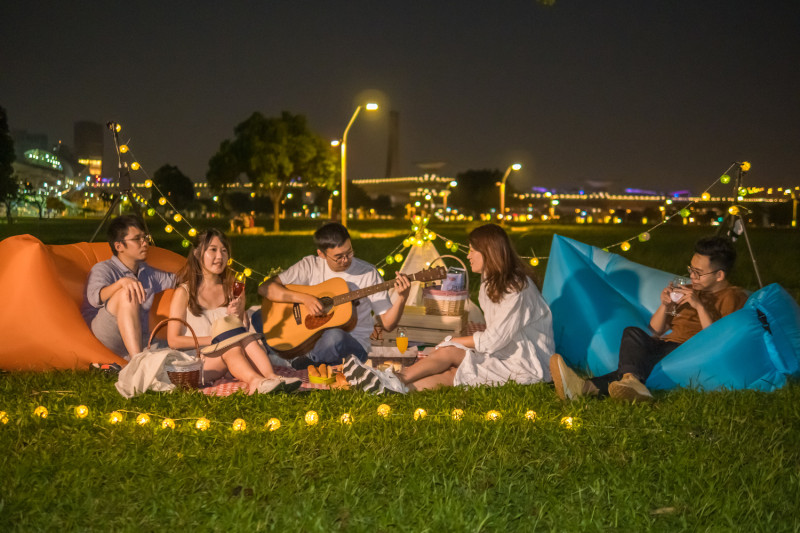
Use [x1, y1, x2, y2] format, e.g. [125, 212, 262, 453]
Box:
[201, 314, 262, 355]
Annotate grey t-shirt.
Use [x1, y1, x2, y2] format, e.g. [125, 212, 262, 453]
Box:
[81, 255, 176, 334]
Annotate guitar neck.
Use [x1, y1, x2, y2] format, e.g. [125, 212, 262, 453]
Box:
[331, 271, 426, 306]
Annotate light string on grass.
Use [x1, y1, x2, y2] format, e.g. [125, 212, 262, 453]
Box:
[12, 404, 588, 432]
[601, 162, 750, 253]
[108, 131, 281, 285]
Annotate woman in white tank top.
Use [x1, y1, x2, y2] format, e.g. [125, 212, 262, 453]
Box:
[167, 229, 300, 394]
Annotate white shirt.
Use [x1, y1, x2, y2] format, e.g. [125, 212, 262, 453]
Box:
[454, 278, 555, 387]
[278, 255, 393, 353]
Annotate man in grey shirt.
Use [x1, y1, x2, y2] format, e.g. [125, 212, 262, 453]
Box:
[81, 215, 176, 359]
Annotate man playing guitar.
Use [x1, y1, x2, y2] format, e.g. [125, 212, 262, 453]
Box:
[258, 222, 411, 369]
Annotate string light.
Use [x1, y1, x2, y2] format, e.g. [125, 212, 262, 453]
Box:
[620, 241, 631, 252]
[525, 410, 537, 421]
[485, 410, 502, 421]
[173, 214, 182, 222]
[109, 411, 124, 424]
[136, 414, 151, 426]
[394, 253, 403, 263]
[158, 197, 167, 206]
[195, 418, 211, 431]
[165, 225, 173, 233]
[33, 406, 48, 418]
[304, 411, 319, 426]
[0, 411, 8, 424]
[232, 418, 247, 431]
[451, 408, 464, 421]
[144, 179, 153, 188]
[638, 232, 651, 242]
[188, 228, 197, 237]
[560, 416, 581, 430]
[377, 404, 391, 418]
[161, 418, 175, 429]
[119, 145, 129, 153]
[340, 413, 353, 425]
[529, 258, 539, 267]
[74, 405, 89, 419]
[131, 162, 140, 170]
[413, 408, 427, 421]
[266, 418, 281, 431]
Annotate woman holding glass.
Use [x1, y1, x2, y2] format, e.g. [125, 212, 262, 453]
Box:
[167, 228, 300, 394]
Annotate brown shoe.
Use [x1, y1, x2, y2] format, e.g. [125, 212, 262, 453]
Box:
[549, 353, 588, 401]
[608, 375, 653, 402]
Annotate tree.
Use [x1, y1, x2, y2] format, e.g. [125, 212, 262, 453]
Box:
[208, 111, 338, 232]
[153, 164, 195, 211]
[0, 105, 18, 224]
[20, 181, 48, 219]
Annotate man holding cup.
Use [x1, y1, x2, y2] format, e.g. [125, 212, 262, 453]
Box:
[551, 236, 748, 402]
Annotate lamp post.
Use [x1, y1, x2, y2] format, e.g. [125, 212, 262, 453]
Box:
[340, 103, 378, 227]
[499, 163, 521, 224]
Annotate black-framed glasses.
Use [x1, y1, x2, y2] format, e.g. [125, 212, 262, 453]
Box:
[687, 265, 720, 278]
[326, 248, 354, 264]
[123, 233, 152, 245]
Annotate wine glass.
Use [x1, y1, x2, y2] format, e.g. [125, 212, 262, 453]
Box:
[395, 327, 408, 355]
[231, 272, 245, 298]
[667, 276, 691, 316]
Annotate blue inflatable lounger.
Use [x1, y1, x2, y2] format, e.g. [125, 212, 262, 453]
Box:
[541, 234, 800, 392]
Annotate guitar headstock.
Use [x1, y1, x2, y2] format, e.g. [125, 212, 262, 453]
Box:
[414, 266, 448, 282]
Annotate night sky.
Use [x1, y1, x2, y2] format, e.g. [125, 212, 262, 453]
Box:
[2, 1, 798, 193]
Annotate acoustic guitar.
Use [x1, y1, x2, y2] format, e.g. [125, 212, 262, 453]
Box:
[261, 266, 447, 358]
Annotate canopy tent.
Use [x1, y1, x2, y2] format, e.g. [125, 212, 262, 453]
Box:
[542, 234, 800, 392]
[0, 235, 184, 370]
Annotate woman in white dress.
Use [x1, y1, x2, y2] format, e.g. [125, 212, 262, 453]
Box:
[167, 229, 299, 394]
[397, 223, 555, 391]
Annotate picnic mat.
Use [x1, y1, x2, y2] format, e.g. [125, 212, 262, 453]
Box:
[201, 366, 330, 397]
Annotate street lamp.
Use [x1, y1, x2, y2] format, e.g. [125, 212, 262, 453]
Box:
[340, 102, 378, 227]
[499, 163, 522, 224]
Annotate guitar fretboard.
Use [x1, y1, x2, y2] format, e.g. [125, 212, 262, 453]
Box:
[330, 269, 444, 307]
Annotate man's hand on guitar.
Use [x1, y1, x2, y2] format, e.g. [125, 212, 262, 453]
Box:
[394, 273, 411, 300]
[303, 293, 325, 316]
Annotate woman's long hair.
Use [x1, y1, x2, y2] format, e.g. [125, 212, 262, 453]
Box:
[176, 228, 233, 317]
[468, 224, 539, 303]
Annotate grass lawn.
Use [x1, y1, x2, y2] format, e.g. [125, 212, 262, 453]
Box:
[1, 218, 799, 531]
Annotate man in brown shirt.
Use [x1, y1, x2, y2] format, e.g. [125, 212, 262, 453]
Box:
[551, 236, 749, 402]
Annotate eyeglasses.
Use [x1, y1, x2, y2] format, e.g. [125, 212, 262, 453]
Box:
[687, 265, 720, 278]
[326, 248, 354, 264]
[123, 233, 152, 245]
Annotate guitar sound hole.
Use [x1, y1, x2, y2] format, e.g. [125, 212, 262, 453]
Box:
[304, 296, 335, 330]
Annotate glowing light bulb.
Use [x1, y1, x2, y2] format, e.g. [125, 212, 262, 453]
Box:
[227, 258, 234, 266]
[525, 410, 537, 421]
[305, 411, 319, 426]
[720, 174, 731, 184]
[445, 240, 453, 248]
[158, 197, 167, 206]
[74, 405, 89, 419]
[109, 411, 123, 424]
[161, 418, 175, 429]
[740, 161, 751, 171]
[165, 225, 173, 233]
[266, 418, 281, 431]
[701, 192, 711, 201]
[451, 408, 464, 421]
[136, 414, 151, 426]
[0, 411, 8, 424]
[377, 404, 391, 418]
[451, 245, 459, 253]
[638, 232, 651, 242]
[728, 206, 740, 216]
[620, 241, 631, 252]
[195, 417, 210, 431]
[232, 418, 247, 431]
[413, 408, 427, 421]
[386, 256, 394, 265]
[33, 406, 48, 418]
[188, 228, 197, 237]
[144, 179, 153, 188]
[680, 208, 691, 218]
[173, 213, 182, 222]
[485, 410, 501, 421]
[181, 239, 191, 248]
[243, 268, 252, 277]
[339, 413, 353, 425]
[115, 123, 122, 132]
[529, 258, 539, 267]
[561, 416, 581, 430]
[402, 238, 411, 247]
[146, 208, 155, 217]
[394, 253, 404, 263]
[131, 162, 140, 170]
[119, 145, 129, 153]
[377, 268, 385, 277]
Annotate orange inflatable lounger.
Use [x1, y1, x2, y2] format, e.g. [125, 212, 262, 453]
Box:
[0, 234, 185, 371]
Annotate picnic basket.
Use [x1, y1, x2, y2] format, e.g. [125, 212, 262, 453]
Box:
[148, 318, 204, 389]
[422, 254, 469, 316]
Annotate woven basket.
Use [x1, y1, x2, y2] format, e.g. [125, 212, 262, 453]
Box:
[423, 254, 469, 316]
[148, 318, 203, 389]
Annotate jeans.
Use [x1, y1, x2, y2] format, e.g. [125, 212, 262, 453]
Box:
[306, 328, 368, 365]
[589, 326, 681, 396]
